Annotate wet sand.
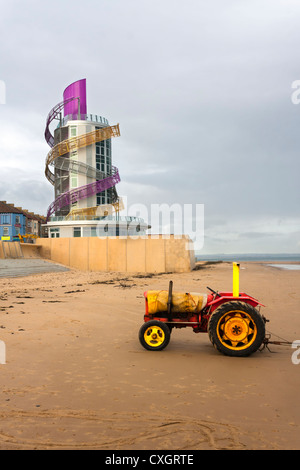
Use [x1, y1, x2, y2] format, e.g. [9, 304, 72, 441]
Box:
[0, 261, 299, 450]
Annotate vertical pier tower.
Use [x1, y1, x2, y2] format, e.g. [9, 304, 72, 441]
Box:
[44, 79, 148, 238]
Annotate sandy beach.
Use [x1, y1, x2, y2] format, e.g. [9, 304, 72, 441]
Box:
[0, 260, 299, 450]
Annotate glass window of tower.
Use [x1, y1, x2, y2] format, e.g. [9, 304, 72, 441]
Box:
[73, 227, 81, 237]
[71, 173, 78, 188]
[96, 192, 106, 205]
[101, 156, 105, 172]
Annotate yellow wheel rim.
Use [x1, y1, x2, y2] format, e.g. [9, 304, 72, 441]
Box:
[144, 325, 165, 348]
[216, 311, 257, 351]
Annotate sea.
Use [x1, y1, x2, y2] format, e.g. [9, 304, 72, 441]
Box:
[195, 253, 300, 271]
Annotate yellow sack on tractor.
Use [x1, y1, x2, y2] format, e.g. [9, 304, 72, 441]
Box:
[146, 290, 207, 314]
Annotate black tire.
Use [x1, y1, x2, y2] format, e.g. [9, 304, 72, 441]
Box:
[208, 301, 265, 357]
[139, 320, 171, 351]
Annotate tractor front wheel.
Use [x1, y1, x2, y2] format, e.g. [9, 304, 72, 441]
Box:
[139, 320, 171, 351]
[208, 302, 266, 357]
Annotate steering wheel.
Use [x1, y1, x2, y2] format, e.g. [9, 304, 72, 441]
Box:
[206, 286, 221, 297]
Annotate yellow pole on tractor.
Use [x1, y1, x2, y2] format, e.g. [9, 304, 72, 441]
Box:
[233, 262, 240, 297]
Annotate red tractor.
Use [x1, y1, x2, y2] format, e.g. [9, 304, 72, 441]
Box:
[139, 263, 268, 357]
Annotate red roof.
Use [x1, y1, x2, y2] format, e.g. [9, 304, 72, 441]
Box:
[0, 201, 23, 214]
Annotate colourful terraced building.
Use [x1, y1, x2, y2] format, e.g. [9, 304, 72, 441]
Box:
[0, 201, 26, 241]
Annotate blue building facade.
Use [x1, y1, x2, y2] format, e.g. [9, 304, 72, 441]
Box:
[0, 202, 26, 241]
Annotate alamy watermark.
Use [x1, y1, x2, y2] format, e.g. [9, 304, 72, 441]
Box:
[291, 340, 300, 365]
[291, 80, 300, 104]
[96, 201, 204, 251]
[0, 80, 6, 104]
[0, 340, 6, 364]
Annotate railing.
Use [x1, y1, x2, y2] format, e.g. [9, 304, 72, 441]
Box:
[57, 114, 109, 127]
[48, 215, 146, 223]
[45, 124, 120, 184]
[46, 170, 121, 220]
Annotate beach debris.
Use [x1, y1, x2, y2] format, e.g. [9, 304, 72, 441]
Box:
[64, 290, 85, 294]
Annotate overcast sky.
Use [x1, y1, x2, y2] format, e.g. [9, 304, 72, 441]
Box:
[0, 0, 299, 253]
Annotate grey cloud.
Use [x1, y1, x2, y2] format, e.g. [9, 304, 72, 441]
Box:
[0, 0, 299, 253]
[238, 232, 282, 239]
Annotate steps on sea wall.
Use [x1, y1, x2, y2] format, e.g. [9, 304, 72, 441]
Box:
[0, 241, 24, 259]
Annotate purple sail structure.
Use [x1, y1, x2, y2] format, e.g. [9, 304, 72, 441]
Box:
[63, 78, 87, 119]
[45, 80, 88, 148]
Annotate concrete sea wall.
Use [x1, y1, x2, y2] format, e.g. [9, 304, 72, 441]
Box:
[37, 235, 195, 273]
[0, 236, 195, 273]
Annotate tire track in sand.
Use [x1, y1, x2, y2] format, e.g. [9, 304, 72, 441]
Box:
[0, 409, 275, 450]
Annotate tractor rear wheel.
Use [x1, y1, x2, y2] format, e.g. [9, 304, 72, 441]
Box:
[208, 302, 265, 357]
[139, 320, 171, 351]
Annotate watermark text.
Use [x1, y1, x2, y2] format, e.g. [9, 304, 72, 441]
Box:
[291, 340, 300, 365]
[96, 201, 204, 251]
[0, 80, 6, 104]
[0, 340, 6, 364]
[291, 80, 300, 104]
